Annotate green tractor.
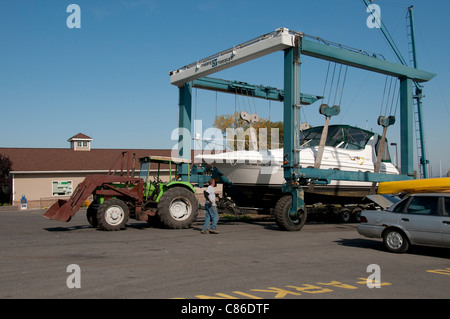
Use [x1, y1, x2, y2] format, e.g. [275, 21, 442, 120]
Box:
[44, 154, 199, 231]
[137, 156, 199, 229]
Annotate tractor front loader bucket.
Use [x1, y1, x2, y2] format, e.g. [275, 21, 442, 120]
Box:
[43, 199, 73, 222]
[43, 175, 106, 222]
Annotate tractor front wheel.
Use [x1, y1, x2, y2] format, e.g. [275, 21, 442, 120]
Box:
[157, 187, 199, 229]
[97, 198, 129, 231]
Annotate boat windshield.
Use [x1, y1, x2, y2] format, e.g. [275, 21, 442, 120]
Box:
[300, 126, 374, 150]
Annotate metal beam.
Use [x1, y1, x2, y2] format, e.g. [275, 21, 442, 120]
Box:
[283, 45, 302, 182]
[177, 83, 192, 178]
[282, 38, 306, 216]
[301, 168, 413, 183]
[400, 78, 414, 176]
[300, 38, 435, 82]
[408, 5, 428, 178]
[170, 28, 436, 87]
[170, 29, 294, 87]
[192, 77, 322, 104]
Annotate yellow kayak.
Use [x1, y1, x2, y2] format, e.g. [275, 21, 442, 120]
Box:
[378, 177, 450, 194]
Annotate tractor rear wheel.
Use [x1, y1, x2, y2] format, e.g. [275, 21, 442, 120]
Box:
[274, 195, 307, 231]
[157, 187, 199, 229]
[97, 198, 129, 231]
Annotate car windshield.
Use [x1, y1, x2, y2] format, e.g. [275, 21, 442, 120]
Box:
[300, 126, 373, 150]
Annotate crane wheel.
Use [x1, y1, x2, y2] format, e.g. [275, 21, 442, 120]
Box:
[274, 195, 307, 231]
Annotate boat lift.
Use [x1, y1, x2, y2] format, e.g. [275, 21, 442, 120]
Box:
[169, 28, 435, 230]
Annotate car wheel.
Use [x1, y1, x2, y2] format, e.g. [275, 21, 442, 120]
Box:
[383, 228, 409, 253]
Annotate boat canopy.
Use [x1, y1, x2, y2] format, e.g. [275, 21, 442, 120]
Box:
[300, 125, 392, 163]
[300, 125, 374, 150]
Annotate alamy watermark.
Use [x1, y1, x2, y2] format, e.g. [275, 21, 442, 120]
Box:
[66, 264, 81, 289]
[66, 4, 81, 29]
[366, 3, 381, 29]
[366, 264, 381, 288]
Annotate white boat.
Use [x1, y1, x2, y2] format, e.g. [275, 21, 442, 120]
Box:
[194, 125, 399, 206]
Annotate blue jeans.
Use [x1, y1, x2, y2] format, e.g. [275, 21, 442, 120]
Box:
[202, 203, 218, 231]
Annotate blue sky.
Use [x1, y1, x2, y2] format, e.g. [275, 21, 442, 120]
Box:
[1, 0, 450, 175]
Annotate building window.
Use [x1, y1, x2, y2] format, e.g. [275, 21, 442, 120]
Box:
[75, 141, 88, 149]
[52, 181, 73, 196]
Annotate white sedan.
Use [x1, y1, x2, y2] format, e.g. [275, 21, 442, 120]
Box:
[357, 193, 450, 253]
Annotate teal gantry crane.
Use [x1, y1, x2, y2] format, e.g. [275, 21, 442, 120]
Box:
[169, 28, 435, 230]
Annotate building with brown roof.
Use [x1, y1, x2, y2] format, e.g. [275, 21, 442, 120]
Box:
[0, 134, 181, 209]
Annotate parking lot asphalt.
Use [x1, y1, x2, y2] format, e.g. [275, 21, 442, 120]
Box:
[0, 208, 449, 300]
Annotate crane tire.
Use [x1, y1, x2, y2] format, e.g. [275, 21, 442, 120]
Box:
[274, 195, 307, 231]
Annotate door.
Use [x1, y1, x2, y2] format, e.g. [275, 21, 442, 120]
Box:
[400, 196, 442, 246]
[442, 197, 450, 246]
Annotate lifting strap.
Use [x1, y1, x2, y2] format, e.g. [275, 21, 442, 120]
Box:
[307, 104, 340, 192]
[370, 115, 395, 194]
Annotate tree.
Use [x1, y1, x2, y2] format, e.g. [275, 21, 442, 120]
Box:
[0, 154, 12, 204]
[214, 112, 283, 150]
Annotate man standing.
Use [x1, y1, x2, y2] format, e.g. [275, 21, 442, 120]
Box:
[201, 178, 219, 234]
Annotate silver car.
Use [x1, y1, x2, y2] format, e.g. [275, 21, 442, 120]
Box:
[357, 193, 450, 253]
